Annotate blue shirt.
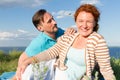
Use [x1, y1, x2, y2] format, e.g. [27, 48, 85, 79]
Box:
[65, 47, 86, 80]
[25, 28, 64, 57]
[55, 47, 86, 80]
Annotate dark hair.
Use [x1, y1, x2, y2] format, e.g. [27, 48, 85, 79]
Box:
[74, 4, 100, 32]
[32, 9, 47, 28]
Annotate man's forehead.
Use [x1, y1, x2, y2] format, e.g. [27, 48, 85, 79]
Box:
[43, 12, 52, 20]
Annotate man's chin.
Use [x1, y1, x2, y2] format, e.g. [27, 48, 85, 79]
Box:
[55, 29, 58, 32]
[54, 27, 58, 31]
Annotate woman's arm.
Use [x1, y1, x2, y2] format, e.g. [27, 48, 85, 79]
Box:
[35, 38, 62, 62]
[95, 37, 116, 80]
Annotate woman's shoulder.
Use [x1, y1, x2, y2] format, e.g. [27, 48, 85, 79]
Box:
[89, 32, 104, 40]
[87, 32, 106, 45]
[87, 32, 106, 48]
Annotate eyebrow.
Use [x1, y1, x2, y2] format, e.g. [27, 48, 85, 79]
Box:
[46, 16, 54, 23]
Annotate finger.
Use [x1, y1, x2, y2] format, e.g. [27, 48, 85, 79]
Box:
[16, 76, 20, 80]
[16, 67, 22, 80]
[21, 65, 27, 74]
[69, 29, 76, 34]
[70, 29, 75, 34]
[65, 28, 73, 34]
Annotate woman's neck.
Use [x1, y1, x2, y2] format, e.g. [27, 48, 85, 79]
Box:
[72, 35, 87, 49]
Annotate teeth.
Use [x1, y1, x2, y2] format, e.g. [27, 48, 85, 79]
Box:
[81, 29, 87, 32]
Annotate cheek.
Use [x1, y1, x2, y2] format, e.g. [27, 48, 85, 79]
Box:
[91, 24, 95, 30]
[76, 24, 80, 30]
[76, 22, 81, 28]
[77, 26, 81, 30]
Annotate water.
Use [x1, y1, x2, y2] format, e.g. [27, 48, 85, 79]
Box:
[0, 46, 120, 58]
[109, 47, 120, 59]
[0, 46, 26, 54]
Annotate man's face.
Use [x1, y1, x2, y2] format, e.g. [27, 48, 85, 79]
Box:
[40, 12, 58, 35]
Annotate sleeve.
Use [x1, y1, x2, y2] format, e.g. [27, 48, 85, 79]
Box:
[95, 37, 116, 80]
[25, 37, 45, 57]
[35, 36, 63, 62]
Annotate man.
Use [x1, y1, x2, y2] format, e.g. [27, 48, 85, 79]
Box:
[12, 9, 75, 80]
[12, 9, 64, 80]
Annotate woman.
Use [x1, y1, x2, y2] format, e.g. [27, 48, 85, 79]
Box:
[18, 4, 116, 80]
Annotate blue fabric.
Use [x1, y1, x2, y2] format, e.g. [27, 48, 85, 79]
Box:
[0, 72, 15, 80]
[25, 28, 64, 57]
[65, 47, 86, 80]
[0, 28, 64, 79]
[56, 28, 64, 38]
[25, 32, 57, 57]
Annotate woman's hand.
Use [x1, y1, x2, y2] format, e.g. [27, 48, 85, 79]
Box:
[64, 27, 76, 35]
[15, 57, 33, 80]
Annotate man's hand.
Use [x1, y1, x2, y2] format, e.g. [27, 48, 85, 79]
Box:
[15, 57, 33, 80]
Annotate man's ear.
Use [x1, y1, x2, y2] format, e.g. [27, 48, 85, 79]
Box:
[37, 26, 44, 32]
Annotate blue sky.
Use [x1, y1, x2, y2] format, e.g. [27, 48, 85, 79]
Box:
[0, 0, 120, 47]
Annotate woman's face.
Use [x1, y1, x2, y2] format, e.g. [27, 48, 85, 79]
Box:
[76, 11, 95, 37]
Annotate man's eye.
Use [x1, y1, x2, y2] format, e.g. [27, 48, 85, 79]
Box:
[48, 20, 52, 23]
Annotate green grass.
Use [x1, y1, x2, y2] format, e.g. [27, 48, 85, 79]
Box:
[111, 57, 120, 80]
[0, 50, 22, 75]
[0, 50, 120, 79]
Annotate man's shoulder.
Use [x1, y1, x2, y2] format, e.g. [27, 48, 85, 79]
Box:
[25, 35, 47, 55]
[33, 32, 49, 40]
[29, 33, 48, 46]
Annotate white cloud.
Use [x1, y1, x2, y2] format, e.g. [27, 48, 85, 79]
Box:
[80, 0, 102, 5]
[53, 10, 74, 19]
[0, 29, 37, 40]
[0, 32, 17, 40]
[0, 0, 51, 8]
[18, 29, 28, 33]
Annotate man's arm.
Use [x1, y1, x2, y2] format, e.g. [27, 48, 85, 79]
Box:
[11, 52, 28, 80]
[18, 52, 28, 66]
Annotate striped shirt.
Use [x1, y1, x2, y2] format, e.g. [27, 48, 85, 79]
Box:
[35, 32, 116, 80]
